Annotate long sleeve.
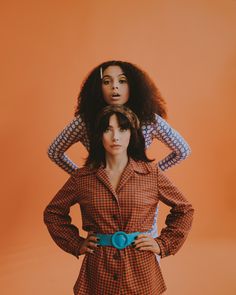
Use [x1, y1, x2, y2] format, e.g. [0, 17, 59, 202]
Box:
[47, 115, 88, 174]
[155, 169, 194, 258]
[152, 114, 191, 171]
[43, 175, 85, 258]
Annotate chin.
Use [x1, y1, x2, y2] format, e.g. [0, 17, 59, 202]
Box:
[109, 100, 123, 105]
[107, 150, 124, 156]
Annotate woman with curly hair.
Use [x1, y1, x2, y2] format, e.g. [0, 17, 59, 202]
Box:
[47, 60, 191, 254]
[44, 105, 194, 295]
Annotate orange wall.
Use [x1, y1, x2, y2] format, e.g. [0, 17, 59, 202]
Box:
[1, 1, 236, 294]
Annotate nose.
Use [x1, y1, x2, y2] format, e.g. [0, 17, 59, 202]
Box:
[112, 131, 119, 142]
[112, 81, 119, 89]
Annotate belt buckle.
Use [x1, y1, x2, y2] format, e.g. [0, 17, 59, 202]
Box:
[111, 231, 129, 250]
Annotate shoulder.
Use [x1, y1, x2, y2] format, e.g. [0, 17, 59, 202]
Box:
[141, 114, 168, 129]
[71, 114, 86, 126]
[153, 113, 169, 126]
[72, 165, 97, 178]
[61, 115, 86, 132]
[130, 159, 157, 175]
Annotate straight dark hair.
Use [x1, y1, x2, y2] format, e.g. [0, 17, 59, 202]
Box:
[85, 106, 154, 168]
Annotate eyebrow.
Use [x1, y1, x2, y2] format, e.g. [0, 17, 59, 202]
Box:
[102, 73, 126, 79]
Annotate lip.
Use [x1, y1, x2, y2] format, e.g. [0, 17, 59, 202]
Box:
[110, 144, 122, 148]
[111, 93, 121, 98]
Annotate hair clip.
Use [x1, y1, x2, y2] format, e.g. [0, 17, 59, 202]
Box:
[100, 67, 103, 79]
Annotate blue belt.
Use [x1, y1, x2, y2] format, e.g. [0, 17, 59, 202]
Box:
[96, 231, 140, 250]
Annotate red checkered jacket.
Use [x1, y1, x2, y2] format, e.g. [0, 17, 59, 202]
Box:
[44, 158, 194, 295]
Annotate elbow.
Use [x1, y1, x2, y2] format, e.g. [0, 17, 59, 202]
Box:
[185, 144, 192, 158]
[186, 203, 195, 227]
[47, 145, 59, 162]
[43, 206, 51, 225]
[43, 207, 48, 225]
[47, 145, 54, 160]
[179, 144, 191, 161]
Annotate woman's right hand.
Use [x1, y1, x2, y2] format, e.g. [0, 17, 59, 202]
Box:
[78, 232, 100, 255]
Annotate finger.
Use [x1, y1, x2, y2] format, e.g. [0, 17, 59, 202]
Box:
[87, 235, 100, 242]
[135, 234, 150, 240]
[78, 247, 87, 255]
[87, 241, 100, 249]
[86, 247, 95, 254]
[139, 246, 161, 254]
[138, 246, 155, 252]
[135, 241, 153, 249]
[134, 237, 150, 246]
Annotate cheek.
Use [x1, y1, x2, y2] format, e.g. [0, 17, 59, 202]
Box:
[102, 134, 110, 146]
[124, 133, 131, 145]
[102, 85, 109, 97]
[125, 85, 130, 96]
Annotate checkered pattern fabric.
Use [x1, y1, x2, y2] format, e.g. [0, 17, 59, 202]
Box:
[44, 159, 194, 295]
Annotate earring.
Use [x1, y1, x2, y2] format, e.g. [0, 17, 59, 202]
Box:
[100, 67, 103, 79]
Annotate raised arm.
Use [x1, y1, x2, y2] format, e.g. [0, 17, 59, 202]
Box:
[155, 169, 194, 258]
[43, 175, 85, 258]
[152, 114, 191, 171]
[47, 115, 87, 174]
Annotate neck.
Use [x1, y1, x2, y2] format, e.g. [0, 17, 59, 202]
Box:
[105, 153, 129, 171]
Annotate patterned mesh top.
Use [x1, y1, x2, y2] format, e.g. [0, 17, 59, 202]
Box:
[47, 113, 191, 174]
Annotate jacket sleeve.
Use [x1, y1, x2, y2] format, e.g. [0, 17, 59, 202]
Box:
[152, 114, 191, 171]
[47, 115, 87, 174]
[155, 168, 194, 258]
[43, 175, 85, 259]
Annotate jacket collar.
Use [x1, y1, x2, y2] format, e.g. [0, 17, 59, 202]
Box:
[77, 158, 151, 200]
[129, 158, 151, 175]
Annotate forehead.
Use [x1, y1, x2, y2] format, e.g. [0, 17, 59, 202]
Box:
[108, 114, 119, 126]
[103, 65, 125, 77]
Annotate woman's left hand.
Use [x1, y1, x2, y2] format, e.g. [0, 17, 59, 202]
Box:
[133, 234, 161, 255]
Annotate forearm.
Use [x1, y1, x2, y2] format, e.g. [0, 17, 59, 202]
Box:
[47, 149, 79, 174]
[156, 169, 194, 258]
[43, 175, 84, 258]
[155, 205, 194, 258]
[47, 116, 86, 174]
[44, 208, 85, 258]
[154, 115, 191, 171]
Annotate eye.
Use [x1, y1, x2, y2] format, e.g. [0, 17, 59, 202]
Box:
[119, 79, 127, 84]
[104, 127, 111, 133]
[103, 80, 110, 85]
[120, 127, 128, 132]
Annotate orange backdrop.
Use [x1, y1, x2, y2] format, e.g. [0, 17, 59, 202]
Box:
[1, 1, 236, 294]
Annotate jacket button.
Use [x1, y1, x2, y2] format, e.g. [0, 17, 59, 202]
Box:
[113, 252, 120, 260]
[112, 214, 118, 220]
[113, 273, 118, 281]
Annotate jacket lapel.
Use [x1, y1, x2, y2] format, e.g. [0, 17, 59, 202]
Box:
[116, 161, 134, 193]
[95, 159, 150, 198]
[96, 167, 118, 200]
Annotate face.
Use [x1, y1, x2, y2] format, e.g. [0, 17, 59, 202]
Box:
[101, 65, 130, 105]
[102, 114, 131, 157]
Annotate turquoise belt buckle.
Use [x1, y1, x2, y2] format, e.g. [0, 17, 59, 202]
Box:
[111, 231, 130, 250]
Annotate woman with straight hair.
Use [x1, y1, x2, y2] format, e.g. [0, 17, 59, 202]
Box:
[44, 105, 194, 295]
